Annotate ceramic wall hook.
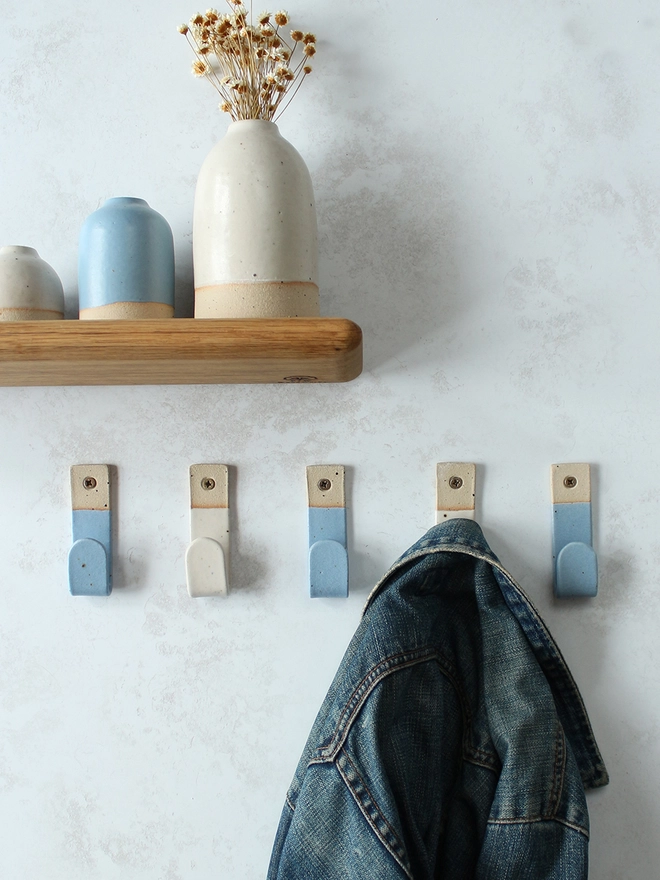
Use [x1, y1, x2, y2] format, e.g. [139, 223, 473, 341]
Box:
[185, 464, 229, 598]
[68, 464, 112, 596]
[307, 465, 348, 598]
[551, 463, 598, 598]
[436, 462, 476, 523]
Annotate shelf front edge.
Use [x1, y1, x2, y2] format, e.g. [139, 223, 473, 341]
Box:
[0, 318, 363, 386]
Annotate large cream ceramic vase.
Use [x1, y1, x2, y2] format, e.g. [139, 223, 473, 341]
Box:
[193, 119, 319, 318]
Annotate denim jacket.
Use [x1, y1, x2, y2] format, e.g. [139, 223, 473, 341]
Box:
[268, 519, 609, 880]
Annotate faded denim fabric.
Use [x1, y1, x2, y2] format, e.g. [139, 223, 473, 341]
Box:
[268, 519, 609, 880]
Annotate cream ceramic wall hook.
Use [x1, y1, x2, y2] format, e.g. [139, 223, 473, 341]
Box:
[307, 465, 348, 598]
[185, 464, 229, 598]
[68, 464, 112, 596]
[436, 462, 476, 523]
[551, 463, 598, 598]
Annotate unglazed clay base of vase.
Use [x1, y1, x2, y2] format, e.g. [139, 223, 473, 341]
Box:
[0, 307, 63, 321]
[79, 301, 174, 320]
[194, 281, 319, 318]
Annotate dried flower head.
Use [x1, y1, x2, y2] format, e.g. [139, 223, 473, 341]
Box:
[192, 59, 209, 76]
[179, 1, 318, 121]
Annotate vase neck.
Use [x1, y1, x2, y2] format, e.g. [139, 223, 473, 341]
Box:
[103, 197, 149, 207]
[0, 245, 39, 257]
[227, 119, 279, 135]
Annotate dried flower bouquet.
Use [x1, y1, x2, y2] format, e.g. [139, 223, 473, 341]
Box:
[179, 2, 317, 121]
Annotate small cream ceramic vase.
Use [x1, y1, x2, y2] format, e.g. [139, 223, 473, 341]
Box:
[193, 119, 319, 318]
[0, 246, 65, 320]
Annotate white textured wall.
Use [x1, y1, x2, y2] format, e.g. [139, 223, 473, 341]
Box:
[1, 0, 658, 876]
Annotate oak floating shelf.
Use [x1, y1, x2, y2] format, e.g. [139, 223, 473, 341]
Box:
[0, 317, 363, 386]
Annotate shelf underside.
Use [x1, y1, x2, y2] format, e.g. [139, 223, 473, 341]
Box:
[0, 318, 363, 386]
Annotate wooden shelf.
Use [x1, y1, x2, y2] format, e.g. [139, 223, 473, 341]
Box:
[0, 317, 363, 386]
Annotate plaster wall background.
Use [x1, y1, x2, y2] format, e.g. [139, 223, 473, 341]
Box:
[0, 0, 658, 876]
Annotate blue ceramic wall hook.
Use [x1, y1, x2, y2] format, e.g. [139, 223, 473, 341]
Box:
[307, 465, 348, 598]
[551, 463, 598, 598]
[68, 464, 112, 596]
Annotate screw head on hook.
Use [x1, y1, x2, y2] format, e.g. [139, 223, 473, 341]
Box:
[317, 479, 332, 492]
[201, 478, 216, 491]
[563, 476, 577, 489]
[83, 477, 97, 490]
[449, 476, 463, 490]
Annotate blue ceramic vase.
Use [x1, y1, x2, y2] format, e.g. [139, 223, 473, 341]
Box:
[78, 197, 175, 319]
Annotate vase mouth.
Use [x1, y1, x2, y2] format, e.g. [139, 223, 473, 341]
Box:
[0, 245, 39, 257]
[227, 119, 279, 131]
[103, 197, 149, 206]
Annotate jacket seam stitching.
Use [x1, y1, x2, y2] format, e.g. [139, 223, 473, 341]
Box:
[337, 748, 413, 880]
[548, 723, 566, 817]
[333, 649, 437, 739]
[487, 815, 589, 839]
[312, 649, 498, 770]
[463, 753, 500, 773]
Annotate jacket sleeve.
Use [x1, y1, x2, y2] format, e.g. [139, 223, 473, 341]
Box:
[268, 760, 411, 880]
